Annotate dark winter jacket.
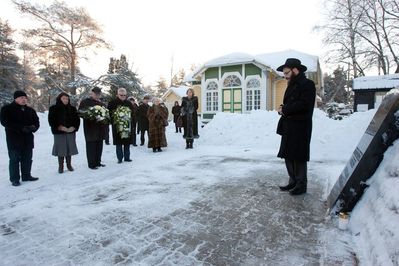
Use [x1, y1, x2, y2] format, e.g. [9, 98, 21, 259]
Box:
[181, 96, 199, 139]
[48, 99, 80, 135]
[137, 103, 150, 131]
[78, 97, 108, 142]
[108, 98, 135, 145]
[277, 72, 316, 161]
[172, 105, 181, 123]
[1, 101, 40, 150]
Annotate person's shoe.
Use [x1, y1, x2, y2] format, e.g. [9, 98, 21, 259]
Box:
[289, 184, 307, 195]
[117, 160, 123, 164]
[105, 140, 110, 145]
[65, 156, 74, 171]
[124, 159, 132, 162]
[186, 144, 189, 149]
[153, 148, 157, 153]
[133, 144, 138, 147]
[98, 164, 106, 167]
[140, 143, 144, 146]
[89, 166, 98, 170]
[12, 181, 21, 186]
[157, 147, 162, 152]
[279, 183, 296, 191]
[22, 176, 39, 181]
[189, 143, 193, 149]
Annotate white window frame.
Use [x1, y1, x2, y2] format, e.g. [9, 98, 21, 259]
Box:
[245, 75, 261, 111]
[205, 79, 219, 112]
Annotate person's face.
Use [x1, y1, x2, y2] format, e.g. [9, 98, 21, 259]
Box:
[143, 99, 149, 104]
[60, 95, 69, 105]
[118, 90, 127, 101]
[90, 91, 101, 100]
[15, 96, 28, 106]
[283, 67, 293, 81]
[154, 99, 160, 105]
[187, 90, 193, 98]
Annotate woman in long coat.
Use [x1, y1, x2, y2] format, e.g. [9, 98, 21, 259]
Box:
[181, 88, 199, 149]
[147, 98, 168, 152]
[171, 101, 182, 133]
[48, 92, 80, 173]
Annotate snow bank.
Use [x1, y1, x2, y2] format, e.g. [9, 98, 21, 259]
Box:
[349, 140, 399, 266]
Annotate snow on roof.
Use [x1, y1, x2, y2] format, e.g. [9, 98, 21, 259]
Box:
[256, 49, 319, 72]
[203, 53, 255, 67]
[353, 74, 399, 90]
[184, 49, 319, 81]
[163, 86, 189, 98]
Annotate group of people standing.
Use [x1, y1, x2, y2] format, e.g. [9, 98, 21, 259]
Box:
[1, 57, 315, 196]
[0, 86, 199, 186]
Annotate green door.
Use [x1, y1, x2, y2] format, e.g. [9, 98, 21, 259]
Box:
[222, 88, 242, 113]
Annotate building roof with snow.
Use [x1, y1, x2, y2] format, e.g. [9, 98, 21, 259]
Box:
[185, 49, 320, 82]
[162, 85, 189, 99]
[353, 74, 399, 90]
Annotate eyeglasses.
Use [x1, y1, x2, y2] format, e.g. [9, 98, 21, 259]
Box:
[283, 70, 292, 76]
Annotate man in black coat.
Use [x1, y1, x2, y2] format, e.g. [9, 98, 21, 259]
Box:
[78, 87, 108, 169]
[108, 88, 135, 163]
[1, 91, 40, 186]
[137, 95, 150, 146]
[276, 58, 316, 195]
[128, 96, 138, 146]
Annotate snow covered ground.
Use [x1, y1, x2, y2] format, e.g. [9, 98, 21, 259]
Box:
[0, 107, 397, 265]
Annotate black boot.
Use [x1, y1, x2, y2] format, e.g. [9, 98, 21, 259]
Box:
[58, 156, 64, 174]
[153, 148, 157, 152]
[289, 181, 307, 195]
[279, 177, 296, 191]
[66, 156, 74, 171]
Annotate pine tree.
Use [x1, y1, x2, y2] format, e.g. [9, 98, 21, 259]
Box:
[102, 54, 145, 100]
[154, 76, 168, 98]
[323, 66, 351, 104]
[0, 19, 22, 106]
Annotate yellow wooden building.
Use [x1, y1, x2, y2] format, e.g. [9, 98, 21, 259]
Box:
[185, 49, 323, 122]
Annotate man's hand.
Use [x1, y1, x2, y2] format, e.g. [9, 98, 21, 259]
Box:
[277, 105, 284, 115]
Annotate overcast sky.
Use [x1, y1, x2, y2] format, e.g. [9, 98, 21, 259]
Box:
[1, 0, 325, 86]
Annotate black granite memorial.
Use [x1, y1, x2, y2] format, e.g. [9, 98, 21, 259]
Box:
[327, 89, 399, 213]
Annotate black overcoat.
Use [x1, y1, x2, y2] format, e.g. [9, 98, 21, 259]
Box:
[1, 101, 40, 150]
[171, 105, 181, 123]
[137, 103, 149, 131]
[181, 96, 199, 139]
[78, 97, 108, 142]
[277, 73, 316, 161]
[108, 98, 134, 145]
[48, 99, 80, 135]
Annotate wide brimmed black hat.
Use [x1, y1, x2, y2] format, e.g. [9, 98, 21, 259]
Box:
[277, 58, 307, 72]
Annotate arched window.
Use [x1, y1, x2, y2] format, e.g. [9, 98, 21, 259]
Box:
[246, 78, 261, 111]
[206, 81, 218, 111]
[223, 75, 241, 87]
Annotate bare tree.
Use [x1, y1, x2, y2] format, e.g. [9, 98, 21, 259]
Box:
[315, 0, 366, 78]
[13, 0, 111, 94]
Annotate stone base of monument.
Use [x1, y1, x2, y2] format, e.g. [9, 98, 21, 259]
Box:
[327, 88, 399, 213]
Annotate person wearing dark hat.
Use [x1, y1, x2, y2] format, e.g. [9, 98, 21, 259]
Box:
[0, 90, 40, 186]
[78, 87, 108, 169]
[128, 96, 138, 146]
[276, 58, 316, 195]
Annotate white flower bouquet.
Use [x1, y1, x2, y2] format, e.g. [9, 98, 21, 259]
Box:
[112, 106, 131, 139]
[79, 105, 110, 124]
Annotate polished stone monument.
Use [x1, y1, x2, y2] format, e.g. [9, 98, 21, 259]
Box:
[328, 88, 399, 213]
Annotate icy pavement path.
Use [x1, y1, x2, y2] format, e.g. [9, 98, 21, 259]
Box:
[0, 127, 355, 265]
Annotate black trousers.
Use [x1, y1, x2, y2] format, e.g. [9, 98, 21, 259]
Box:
[284, 159, 307, 185]
[8, 148, 33, 183]
[140, 129, 148, 145]
[86, 141, 103, 168]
